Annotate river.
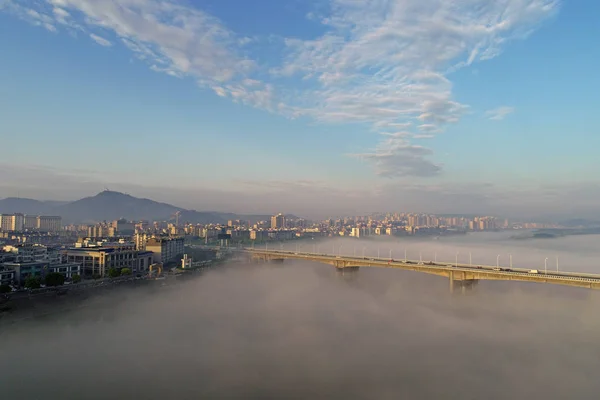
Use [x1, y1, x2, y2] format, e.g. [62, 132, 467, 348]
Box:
[1, 232, 600, 399]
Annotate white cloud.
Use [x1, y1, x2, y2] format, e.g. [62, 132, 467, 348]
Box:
[350, 138, 442, 178]
[3, 0, 267, 108]
[2, 0, 557, 179]
[89, 33, 111, 47]
[278, 0, 558, 176]
[485, 106, 516, 120]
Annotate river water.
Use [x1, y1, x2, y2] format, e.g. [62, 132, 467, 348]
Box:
[2, 232, 600, 399]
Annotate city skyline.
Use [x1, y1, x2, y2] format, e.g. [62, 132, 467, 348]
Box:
[1, 1, 599, 219]
[0, 189, 585, 224]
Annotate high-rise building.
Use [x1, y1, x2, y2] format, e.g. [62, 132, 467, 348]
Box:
[270, 213, 286, 229]
[24, 215, 38, 230]
[37, 216, 62, 232]
[0, 213, 25, 232]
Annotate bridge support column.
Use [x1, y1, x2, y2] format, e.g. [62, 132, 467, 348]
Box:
[449, 271, 454, 293]
[456, 279, 479, 295]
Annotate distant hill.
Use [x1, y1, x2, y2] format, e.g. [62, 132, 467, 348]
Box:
[0, 190, 285, 224]
[0, 198, 66, 215]
[55, 191, 181, 223]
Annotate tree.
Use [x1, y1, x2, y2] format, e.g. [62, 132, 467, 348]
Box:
[108, 268, 120, 278]
[0, 284, 11, 294]
[92, 274, 101, 280]
[120, 268, 132, 276]
[24, 276, 41, 290]
[45, 272, 65, 287]
[72, 274, 82, 284]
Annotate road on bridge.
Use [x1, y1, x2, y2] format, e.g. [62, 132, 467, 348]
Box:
[244, 249, 600, 291]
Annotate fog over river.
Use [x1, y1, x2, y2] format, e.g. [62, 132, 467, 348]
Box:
[2, 232, 600, 399]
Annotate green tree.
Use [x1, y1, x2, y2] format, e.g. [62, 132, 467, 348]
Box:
[0, 284, 11, 294]
[45, 272, 65, 287]
[24, 276, 41, 290]
[72, 274, 82, 284]
[108, 268, 120, 278]
[120, 268, 132, 276]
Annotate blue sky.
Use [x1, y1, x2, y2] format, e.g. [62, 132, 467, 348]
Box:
[0, 0, 599, 218]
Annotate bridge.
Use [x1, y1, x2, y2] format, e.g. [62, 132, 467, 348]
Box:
[244, 249, 600, 293]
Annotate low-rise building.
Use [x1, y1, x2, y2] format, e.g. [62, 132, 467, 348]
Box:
[64, 243, 153, 277]
[47, 263, 81, 280]
[0, 268, 15, 286]
[3, 261, 47, 285]
[2, 244, 61, 264]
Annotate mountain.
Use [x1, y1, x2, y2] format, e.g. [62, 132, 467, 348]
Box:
[0, 191, 283, 224]
[55, 191, 182, 223]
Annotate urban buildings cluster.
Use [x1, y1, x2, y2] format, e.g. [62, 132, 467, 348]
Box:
[177, 213, 550, 242]
[0, 208, 561, 291]
[0, 214, 62, 233]
[0, 215, 187, 289]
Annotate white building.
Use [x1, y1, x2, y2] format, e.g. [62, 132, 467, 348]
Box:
[3, 244, 61, 264]
[0, 213, 24, 232]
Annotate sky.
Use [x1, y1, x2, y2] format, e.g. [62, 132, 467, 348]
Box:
[0, 0, 599, 219]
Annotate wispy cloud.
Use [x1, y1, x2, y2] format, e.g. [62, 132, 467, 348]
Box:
[2, 0, 558, 178]
[3, 0, 269, 108]
[485, 106, 516, 121]
[89, 33, 111, 47]
[280, 0, 557, 176]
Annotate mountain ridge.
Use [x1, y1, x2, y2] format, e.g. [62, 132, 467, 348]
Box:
[0, 191, 290, 224]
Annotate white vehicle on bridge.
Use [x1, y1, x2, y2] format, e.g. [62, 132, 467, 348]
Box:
[529, 270, 539, 274]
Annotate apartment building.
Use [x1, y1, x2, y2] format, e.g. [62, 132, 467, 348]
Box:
[0, 213, 24, 232]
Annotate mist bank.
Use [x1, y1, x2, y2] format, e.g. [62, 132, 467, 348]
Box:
[2, 258, 600, 399]
[286, 232, 600, 273]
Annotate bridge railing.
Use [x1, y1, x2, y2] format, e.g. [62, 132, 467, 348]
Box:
[244, 248, 600, 281]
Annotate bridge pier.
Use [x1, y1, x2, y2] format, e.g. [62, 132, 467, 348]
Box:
[449, 271, 478, 295]
[250, 254, 284, 264]
[335, 266, 359, 281]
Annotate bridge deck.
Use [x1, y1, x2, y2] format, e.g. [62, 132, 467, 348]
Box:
[245, 249, 600, 290]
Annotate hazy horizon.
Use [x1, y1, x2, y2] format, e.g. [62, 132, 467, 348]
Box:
[1, 186, 599, 222]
